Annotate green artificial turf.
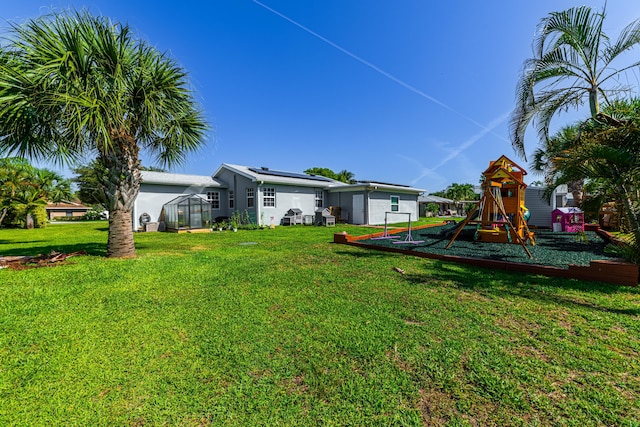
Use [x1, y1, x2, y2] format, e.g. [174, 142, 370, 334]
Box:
[361, 224, 617, 268]
[1, 222, 639, 426]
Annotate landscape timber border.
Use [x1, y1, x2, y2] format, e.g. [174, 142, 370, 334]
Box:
[333, 223, 639, 287]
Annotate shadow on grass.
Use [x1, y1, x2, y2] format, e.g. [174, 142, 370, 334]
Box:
[0, 239, 50, 245]
[0, 242, 106, 257]
[333, 249, 397, 259]
[335, 247, 639, 315]
[404, 260, 640, 316]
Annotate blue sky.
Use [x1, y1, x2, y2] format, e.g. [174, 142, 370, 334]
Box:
[3, 1, 640, 193]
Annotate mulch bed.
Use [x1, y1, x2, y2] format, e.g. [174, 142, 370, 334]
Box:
[363, 224, 614, 268]
[334, 224, 639, 286]
[0, 251, 86, 270]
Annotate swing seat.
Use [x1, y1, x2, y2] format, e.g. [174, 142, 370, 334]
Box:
[477, 227, 510, 243]
[477, 227, 500, 235]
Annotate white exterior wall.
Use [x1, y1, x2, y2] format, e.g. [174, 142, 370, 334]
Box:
[260, 184, 319, 225]
[367, 192, 419, 225]
[133, 183, 221, 231]
[525, 186, 569, 228]
[525, 187, 552, 228]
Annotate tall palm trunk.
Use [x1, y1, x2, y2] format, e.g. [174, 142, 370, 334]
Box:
[101, 132, 141, 258]
[568, 180, 584, 207]
[616, 180, 640, 245]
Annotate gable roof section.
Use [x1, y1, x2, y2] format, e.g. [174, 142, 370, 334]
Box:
[46, 201, 91, 210]
[329, 181, 424, 195]
[140, 171, 225, 188]
[483, 155, 527, 177]
[418, 195, 453, 203]
[215, 164, 346, 188]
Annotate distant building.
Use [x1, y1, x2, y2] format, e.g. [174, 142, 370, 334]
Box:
[418, 195, 455, 216]
[525, 185, 569, 228]
[133, 164, 425, 231]
[45, 201, 92, 220]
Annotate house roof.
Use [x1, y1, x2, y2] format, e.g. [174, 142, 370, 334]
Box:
[553, 207, 583, 214]
[45, 201, 91, 210]
[215, 164, 347, 188]
[140, 170, 225, 188]
[328, 181, 424, 195]
[418, 195, 453, 203]
[142, 164, 424, 194]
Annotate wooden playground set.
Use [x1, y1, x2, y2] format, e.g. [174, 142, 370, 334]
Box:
[332, 154, 639, 286]
[446, 155, 535, 257]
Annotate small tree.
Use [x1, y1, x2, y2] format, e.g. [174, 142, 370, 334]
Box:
[0, 158, 71, 228]
[304, 167, 356, 184]
[425, 202, 439, 217]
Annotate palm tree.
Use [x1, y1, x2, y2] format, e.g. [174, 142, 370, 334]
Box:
[11, 185, 48, 229]
[0, 158, 71, 228]
[529, 125, 585, 206]
[542, 98, 640, 262]
[0, 11, 207, 256]
[336, 169, 356, 184]
[510, 5, 640, 159]
[444, 183, 477, 214]
[0, 158, 30, 225]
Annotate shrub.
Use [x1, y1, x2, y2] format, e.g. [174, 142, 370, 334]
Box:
[425, 203, 439, 216]
[83, 209, 104, 221]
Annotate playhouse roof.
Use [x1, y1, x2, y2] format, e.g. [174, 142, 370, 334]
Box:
[553, 207, 583, 214]
[483, 155, 528, 186]
[483, 155, 527, 175]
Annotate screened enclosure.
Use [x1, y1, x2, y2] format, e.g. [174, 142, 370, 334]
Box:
[161, 194, 213, 231]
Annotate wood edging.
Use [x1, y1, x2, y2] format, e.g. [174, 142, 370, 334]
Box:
[333, 223, 639, 287]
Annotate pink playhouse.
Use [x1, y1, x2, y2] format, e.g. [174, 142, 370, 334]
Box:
[552, 207, 584, 232]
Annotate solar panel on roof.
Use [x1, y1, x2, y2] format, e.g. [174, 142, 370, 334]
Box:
[358, 180, 410, 188]
[248, 167, 334, 182]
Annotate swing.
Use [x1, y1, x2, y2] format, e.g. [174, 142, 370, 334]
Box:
[445, 155, 534, 258]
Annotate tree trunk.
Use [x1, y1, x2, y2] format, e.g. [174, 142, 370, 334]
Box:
[100, 130, 142, 258]
[617, 181, 640, 245]
[589, 87, 599, 118]
[107, 209, 136, 258]
[568, 179, 584, 207]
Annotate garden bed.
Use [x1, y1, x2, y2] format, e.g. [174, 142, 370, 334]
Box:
[334, 223, 639, 286]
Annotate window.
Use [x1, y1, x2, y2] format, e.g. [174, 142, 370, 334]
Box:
[247, 188, 255, 208]
[263, 187, 276, 207]
[207, 191, 220, 209]
[391, 196, 399, 212]
[315, 190, 324, 208]
[229, 190, 235, 209]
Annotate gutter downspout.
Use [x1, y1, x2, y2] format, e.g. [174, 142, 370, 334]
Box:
[257, 180, 264, 226]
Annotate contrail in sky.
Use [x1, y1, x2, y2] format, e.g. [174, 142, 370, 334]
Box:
[430, 111, 510, 171]
[251, 0, 510, 144]
[403, 110, 510, 186]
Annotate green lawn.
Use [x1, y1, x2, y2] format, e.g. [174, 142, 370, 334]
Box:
[1, 222, 639, 426]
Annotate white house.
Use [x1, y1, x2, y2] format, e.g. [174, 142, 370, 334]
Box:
[132, 163, 425, 231]
[525, 185, 570, 228]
